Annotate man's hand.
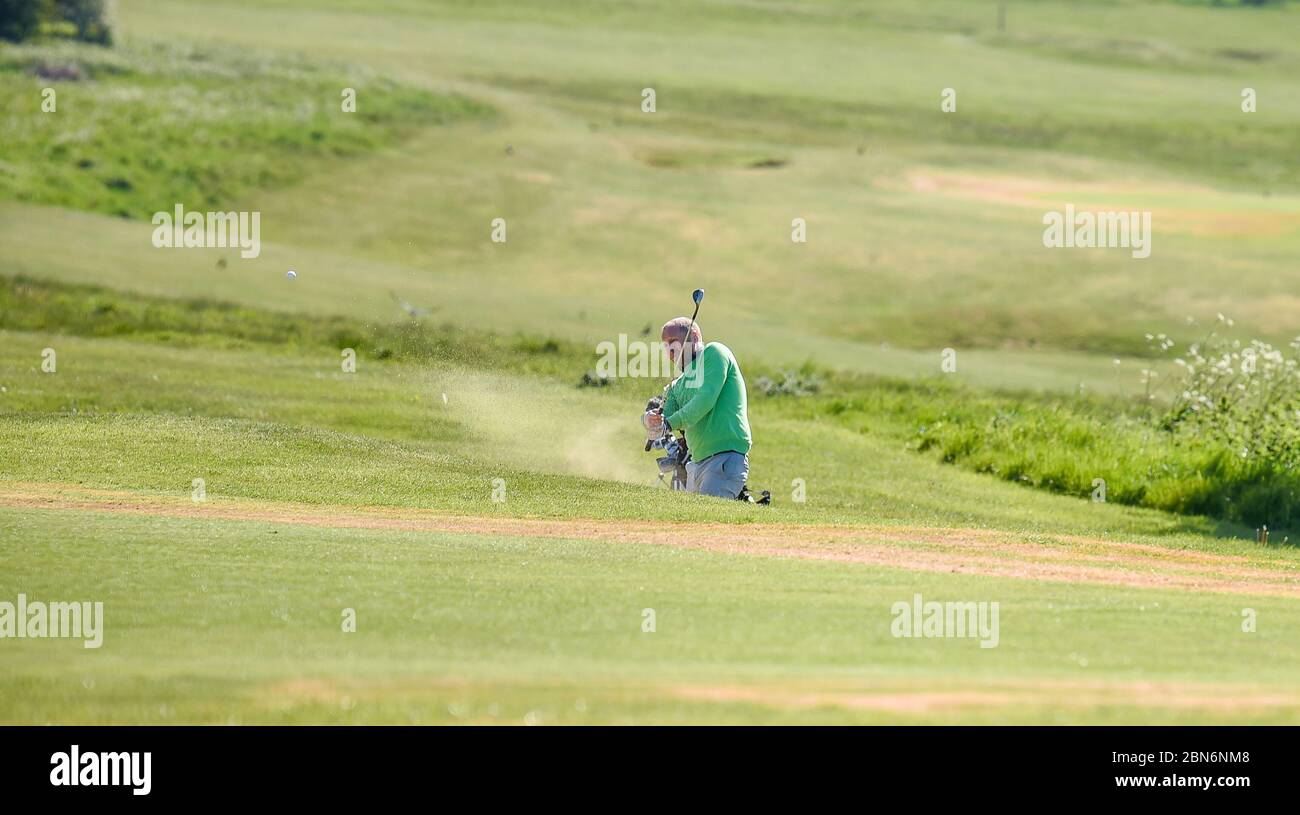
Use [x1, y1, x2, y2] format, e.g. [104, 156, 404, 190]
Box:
[642, 410, 664, 437]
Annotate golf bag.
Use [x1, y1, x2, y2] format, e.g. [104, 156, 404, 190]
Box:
[642, 390, 770, 504]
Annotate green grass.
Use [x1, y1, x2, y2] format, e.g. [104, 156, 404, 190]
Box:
[776, 375, 1300, 534]
[4, 506, 1298, 724]
[0, 40, 490, 218]
[5, 274, 1292, 535]
[0, 0, 1293, 371]
[0, 273, 591, 380]
[0, 309, 1271, 546]
[4, 0, 1300, 724]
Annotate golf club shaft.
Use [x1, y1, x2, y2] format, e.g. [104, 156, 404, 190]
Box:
[667, 291, 703, 437]
[684, 305, 700, 361]
[683, 291, 703, 367]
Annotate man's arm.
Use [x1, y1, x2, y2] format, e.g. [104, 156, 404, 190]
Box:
[666, 346, 726, 430]
[662, 383, 680, 420]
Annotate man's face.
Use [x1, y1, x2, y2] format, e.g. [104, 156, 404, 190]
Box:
[662, 329, 685, 366]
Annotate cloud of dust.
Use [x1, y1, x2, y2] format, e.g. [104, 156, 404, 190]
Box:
[437, 370, 646, 484]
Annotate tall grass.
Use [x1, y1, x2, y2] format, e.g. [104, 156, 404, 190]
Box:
[772, 374, 1300, 534]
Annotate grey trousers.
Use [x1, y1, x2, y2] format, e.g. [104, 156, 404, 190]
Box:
[685, 451, 749, 499]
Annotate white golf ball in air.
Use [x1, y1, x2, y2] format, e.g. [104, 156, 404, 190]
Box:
[287, 270, 297, 280]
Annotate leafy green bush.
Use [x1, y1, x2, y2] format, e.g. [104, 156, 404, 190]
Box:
[0, 0, 112, 44]
[0, 0, 40, 43]
[1160, 324, 1300, 470]
[52, 0, 112, 45]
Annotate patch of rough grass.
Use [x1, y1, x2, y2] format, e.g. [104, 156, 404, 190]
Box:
[0, 274, 588, 381]
[0, 41, 492, 218]
[771, 375, 1300, 538]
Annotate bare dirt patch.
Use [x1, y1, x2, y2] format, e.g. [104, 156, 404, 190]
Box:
[253, 673, 1300, 721]
[895, 170, 1300, 237]
[671, 678, 1300, 715]
[3, 481, 1298, 597]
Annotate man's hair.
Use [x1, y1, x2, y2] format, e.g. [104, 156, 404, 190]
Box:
[661, 317, 702, 344]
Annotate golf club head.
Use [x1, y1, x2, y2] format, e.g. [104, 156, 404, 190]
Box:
[692, 288, 705, 305]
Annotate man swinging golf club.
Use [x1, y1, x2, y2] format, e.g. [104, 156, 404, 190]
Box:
[644, 289, 753, 499]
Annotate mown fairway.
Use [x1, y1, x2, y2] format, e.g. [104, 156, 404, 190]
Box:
[2, 0, 1300, 723]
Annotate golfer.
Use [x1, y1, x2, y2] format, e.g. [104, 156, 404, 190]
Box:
[645, 317, 752, 498]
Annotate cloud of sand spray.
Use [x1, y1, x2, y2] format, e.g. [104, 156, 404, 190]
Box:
[439, 371, 645, 483]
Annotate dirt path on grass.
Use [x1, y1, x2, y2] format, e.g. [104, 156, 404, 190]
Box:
[669, 677, 1300, 715]
[3, 482, 1299, 598]
[255, 675, 1300, 720]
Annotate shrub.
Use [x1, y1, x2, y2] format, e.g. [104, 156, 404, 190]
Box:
[0, 0, 40, 43]
[53, 0, 113, 45]
[1160, 319, 1300, 471]
[753, 366, 821, 397]
[0, 0, 112, 44]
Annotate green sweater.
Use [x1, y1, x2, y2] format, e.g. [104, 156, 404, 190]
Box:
[663, 341, 752, 462]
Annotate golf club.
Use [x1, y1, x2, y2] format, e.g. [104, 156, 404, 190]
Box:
[646, 287, 704, 452]
[682, 288, 704, 367]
